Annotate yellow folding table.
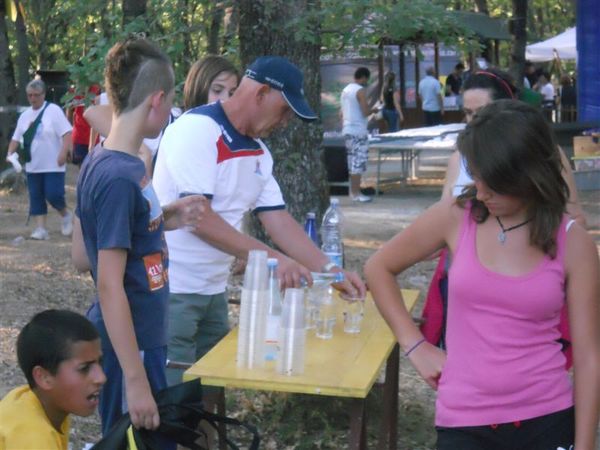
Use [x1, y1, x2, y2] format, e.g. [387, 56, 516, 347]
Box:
[184, 289, 420, 450]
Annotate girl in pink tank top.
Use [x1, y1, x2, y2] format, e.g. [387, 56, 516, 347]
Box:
[365, 100, 600, 450]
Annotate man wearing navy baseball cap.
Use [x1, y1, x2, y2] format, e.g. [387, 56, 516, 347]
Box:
[244, 56, 318, 122]
[153, 56, 366, 401]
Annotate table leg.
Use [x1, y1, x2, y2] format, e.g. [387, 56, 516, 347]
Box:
[217, 387, 227, 450]
[377, 344, 399, 450]
[376, 149, 382, 196]
[410, 149, 417, 180]
[349, 398, 367, 450]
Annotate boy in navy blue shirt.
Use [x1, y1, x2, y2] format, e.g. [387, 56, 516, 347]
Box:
[72, 38, 207, 436]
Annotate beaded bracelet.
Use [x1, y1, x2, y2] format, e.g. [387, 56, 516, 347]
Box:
[404, 338, 426, 357]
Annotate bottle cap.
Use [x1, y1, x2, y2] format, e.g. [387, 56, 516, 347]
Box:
[306, 212, 316, 219]
[330, 198, 339, 205]
[267, 258, 278, 267]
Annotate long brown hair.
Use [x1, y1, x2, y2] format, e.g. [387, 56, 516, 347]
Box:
[183, 55, 239, 111]
[456, 99, 569, 257]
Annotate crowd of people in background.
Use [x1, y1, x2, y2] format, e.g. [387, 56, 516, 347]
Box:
[1, 34, 598, 450]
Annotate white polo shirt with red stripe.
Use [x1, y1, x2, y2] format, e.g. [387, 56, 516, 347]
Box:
[153, 101, 285, 294]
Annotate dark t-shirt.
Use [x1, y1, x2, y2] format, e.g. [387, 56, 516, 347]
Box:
[383, 86, 395, 110]
[446, 73, 462, 96]
[560, 85, 576, 107]
[76, 147, 169, 350]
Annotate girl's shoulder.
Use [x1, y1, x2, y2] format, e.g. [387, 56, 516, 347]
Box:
[564, 220, 599, 273]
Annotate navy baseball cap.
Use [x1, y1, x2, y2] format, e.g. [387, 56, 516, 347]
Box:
[245, 56, 318, 122]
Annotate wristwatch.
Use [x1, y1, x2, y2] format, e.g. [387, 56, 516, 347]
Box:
[321, 261, 339, 273]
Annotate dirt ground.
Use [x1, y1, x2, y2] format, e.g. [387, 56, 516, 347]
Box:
[1, 165, 598, 449]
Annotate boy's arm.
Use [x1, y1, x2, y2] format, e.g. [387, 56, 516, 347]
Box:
[162, 194, 211, 231]
[97, 249, 159, 430]
[71, 216, 90, 272]
[356, 88, 374, 117]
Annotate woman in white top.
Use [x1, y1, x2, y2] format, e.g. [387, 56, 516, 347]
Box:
[442, 68, 585, 227]
[6, 79, 73, 240]
[422, 68, 586, 351]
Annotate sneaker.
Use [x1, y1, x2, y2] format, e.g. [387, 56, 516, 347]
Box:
[61, 211, 73, 236]
[350, 194, 372, 203]
[30, 227, 49, 240]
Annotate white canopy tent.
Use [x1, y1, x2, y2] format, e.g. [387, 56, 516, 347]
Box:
[526, 27, 577, 62]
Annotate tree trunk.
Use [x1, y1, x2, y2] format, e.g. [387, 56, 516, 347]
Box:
[509, 0, 527, 89]
[535, 7, 545, 39]
[207, 2, 224, 54]
[237, 0, 328, 246]
[474, 0, 493, 64]
[181, 0, 192, 65]
[222, 3, 238, 54]
[123, 0, 147, 27]
[99, 3, 113, 41]
[0, 2, 18, 162]
[14, 0, 29, 104]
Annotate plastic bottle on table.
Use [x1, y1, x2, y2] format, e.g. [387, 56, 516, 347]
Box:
[304, 211, 319, 247]
[321, 198, 344, 268]
[264, 258, 282, 361]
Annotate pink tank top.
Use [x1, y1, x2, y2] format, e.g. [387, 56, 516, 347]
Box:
[436, 204, 573, 427]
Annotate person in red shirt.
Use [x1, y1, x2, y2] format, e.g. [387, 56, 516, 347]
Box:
[67, 84, 101, 165]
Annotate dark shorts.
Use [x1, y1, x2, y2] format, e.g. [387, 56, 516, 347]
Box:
[26, 172, 66, 215]
[436, 407, 574, 450]
[166, 292, 229, 387]
[72, 143, 89, 165]
[424, 110, 442, 126]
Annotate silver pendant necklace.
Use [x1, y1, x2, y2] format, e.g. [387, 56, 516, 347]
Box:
[495, 216, 530, 244]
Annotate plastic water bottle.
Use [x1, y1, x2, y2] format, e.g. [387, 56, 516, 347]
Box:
[264, 258, 282, 361]
[304, 212, 319, 247]
[321, 198, 344, 268]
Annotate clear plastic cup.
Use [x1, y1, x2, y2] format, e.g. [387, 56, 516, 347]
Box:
[304, 283, 327, 329]
[315, 288, 336, 340]
[341, 294, 365, 334]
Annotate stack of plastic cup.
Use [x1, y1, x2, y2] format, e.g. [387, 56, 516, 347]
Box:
[237, 250, 269, 369]
[277, 288, 306, 376]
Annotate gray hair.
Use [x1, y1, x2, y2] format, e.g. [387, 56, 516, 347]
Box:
[26, 79, 46, 93]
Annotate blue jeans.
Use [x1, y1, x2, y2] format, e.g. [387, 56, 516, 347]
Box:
[26, 172, 66, 216]
[382, 108, 399, 132]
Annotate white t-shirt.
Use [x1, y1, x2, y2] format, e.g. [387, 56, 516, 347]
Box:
[142, 107, 182, 158]
[540, 82, 555, 102]
[418, 76, 442, 112]
[11, 102, 72, 173]
[341, 83, 368, 137]
[453, 155, 473, 197]
[98, 92, 109, 105]
[153, 102, 285, 294]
